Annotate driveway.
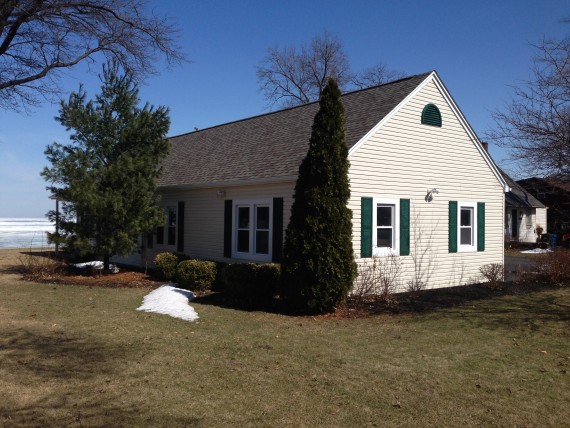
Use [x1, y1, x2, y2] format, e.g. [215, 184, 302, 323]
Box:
[505, 255, 539, 281]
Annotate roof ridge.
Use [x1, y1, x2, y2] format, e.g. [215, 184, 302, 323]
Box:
[169, 71, 434, 140]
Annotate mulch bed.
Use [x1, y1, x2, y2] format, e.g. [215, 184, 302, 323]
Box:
[47, 269, 164, 289]
[16, 251, 565, 318]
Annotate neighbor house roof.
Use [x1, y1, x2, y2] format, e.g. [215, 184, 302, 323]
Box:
[159, 72, 432, 188]
[500, 169, 546, 208]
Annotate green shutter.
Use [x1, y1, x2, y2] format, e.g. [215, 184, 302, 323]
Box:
[421, 103, 442, 127]
[272, 197, 284, 262]
[177, 201, 185, 253]
[223, 200, 232, 258]
[449, 201, 457, 253]
[477, 202, 485, 252]
[361, 197, 373, 257]
[400, 199, 410, 256]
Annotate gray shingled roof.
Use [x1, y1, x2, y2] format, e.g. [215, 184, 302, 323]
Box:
[500, 169, 546, 208]
[159, 72, 432, 188]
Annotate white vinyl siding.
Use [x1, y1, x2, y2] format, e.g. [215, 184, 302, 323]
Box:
[113, 181, 294, 267]
[349, 77, 505, 291]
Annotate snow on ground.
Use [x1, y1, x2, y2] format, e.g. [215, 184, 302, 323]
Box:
[137, 285, 199, 322]
[74, 261, 119, 273]
[521, 248, 553, 254]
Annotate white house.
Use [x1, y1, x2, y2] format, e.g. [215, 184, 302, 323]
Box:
[501, 170, 548, 244]
[117, 71, 508, 291]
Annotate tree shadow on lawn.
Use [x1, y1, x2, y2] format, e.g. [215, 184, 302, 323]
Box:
[0, 329, 203, 427]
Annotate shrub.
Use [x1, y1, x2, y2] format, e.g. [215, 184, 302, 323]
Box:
[221, 263, 281, 304]
[353, 256, 401, 303]
[175, 259, 217, 291]
[479, 263, 504, 288]
[281, 80, 356, 313]
[535, 248, 570, 285]
[212, 261, 227, 292]
[154, 252, 179, 281]
[19, 252, 65, 281]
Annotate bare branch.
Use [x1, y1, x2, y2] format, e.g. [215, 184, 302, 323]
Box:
[256, 32, 404, 109]
[487, 32, 570, 179]
[0, 0, 186, 112]
[351, 63, 405, 90]
[256, 32, 353, 108]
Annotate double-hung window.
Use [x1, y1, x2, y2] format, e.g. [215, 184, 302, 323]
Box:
[456, 202, 478, 252]
[373, 198, 399, 256]
[460, 206, 474, 246]
[233, 199, 272, 261]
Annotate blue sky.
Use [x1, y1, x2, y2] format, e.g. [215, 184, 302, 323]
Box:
[0, 0, 568, 217]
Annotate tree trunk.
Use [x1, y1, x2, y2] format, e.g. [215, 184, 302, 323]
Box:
[103, 255, 110, 271]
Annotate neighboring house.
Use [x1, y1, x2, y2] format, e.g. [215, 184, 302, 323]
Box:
[517, 177, 570, 234]
[116, 71, 508, 291]
[500, 170, 547, 243]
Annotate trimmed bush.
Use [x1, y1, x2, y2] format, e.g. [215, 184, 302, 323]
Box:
[221, 263, 281, 304]
[175, 259, 217, 291]
[212, 261, 227, 292]
[154, 252, 179, 281]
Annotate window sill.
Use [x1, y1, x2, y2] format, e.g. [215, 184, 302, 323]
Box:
[372, 247, 398, 257]
[232, 252, 272, 263]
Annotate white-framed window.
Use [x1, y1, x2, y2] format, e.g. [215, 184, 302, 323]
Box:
[458, 202, 477, 252]
[373, 198, 399, 256]
[233, 199, 272, 261]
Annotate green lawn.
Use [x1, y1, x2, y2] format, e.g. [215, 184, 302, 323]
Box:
[1, 254, 569, 426]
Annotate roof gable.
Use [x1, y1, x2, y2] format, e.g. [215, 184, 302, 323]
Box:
[348, 72, 507, 191]
[501, 170, 546, 208]
[159, 73, 431, 188]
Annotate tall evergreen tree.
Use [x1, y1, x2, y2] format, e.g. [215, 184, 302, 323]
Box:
[42, 61, 170, 269]
[282, 79, 357, 313]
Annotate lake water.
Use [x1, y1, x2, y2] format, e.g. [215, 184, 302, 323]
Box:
[0, 218, 55, 249]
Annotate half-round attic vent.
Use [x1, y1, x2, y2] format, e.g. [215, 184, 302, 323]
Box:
[421, 103, 442, 127]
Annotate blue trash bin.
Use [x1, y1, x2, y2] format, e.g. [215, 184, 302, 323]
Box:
[550, 233, 557, 248]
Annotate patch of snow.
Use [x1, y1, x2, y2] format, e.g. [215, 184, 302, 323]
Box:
[521, 248, 553, 254]
[74, 261, 119, 273]
[137, 285, 199, 322]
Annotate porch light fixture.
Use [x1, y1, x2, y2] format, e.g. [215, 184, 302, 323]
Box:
[425, 188, 439, 202]
[217, 190, 226, 198]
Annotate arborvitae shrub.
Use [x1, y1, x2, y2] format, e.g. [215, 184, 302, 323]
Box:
[154, 252, 179, 281]
[175, 259, 217, 291]
[281, 79, 357, 313]
[221, 263, 281, 304]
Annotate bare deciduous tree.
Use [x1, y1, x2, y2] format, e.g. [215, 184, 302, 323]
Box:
[256, 33, 402, 108]
[0, 0, 185, 112]
[488, 32, 570, 179]
[351, 62, 405, 90]
[256, 33, 352, 107]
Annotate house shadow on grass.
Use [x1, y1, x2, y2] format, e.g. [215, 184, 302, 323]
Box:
[195, 281, 569, 319]
[430, 288, 570, 332]
[352, 281, 566, 314]
[193, 291, 294, 315]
